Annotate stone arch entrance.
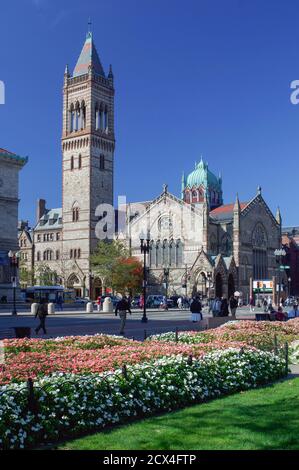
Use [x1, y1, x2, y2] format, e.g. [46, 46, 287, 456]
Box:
[215, 273, 223, 298]
[228, 273, 235, 299]
[196, 271, 207, 298]
[67, 273, 82, 298]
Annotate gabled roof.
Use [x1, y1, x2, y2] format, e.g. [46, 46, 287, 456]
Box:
[73, 32, 105, 78]
[210, 202, 248, 222]
[35, 208, 62, 231]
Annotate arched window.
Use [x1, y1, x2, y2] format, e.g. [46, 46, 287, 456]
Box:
[169, 239, 175, 266]
[78, 248, 81, 259]
[78, 154, 82, 169]
[56, 250, 60, 260]
[70, 249, 73, 259]
[95, 103, 99, 130]
[43, 250, 53, 261]
[36, 251, 41, 262]
[104, 106, 108, 132]
[70, 156, 74, 170]
[176, 240, 183, 267]
[156, 240, 161, 267]
[81, 101, 86, 129]
[99, 103, 104, 130]
[70, 104, 75, 132]
[162, 239, 169, 265]
[72, 205, 80, 222]
[221, 234, 232, 256]
[252, 223, 268, 280]
[100, 154, 105, 170]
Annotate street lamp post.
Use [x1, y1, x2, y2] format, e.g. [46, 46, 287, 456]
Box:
[8, 250, 20, 316]
[140, 233, 150, 323]
[288, 277, 292, 297]
[182, 264, 190, 303]
[274, 248, 286, 307]
[163, 266, 170, 309]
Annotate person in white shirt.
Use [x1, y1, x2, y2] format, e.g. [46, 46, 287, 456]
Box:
[288, 304, 299, 319]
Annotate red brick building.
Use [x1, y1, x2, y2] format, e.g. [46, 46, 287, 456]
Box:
[282, 227, 299, 296]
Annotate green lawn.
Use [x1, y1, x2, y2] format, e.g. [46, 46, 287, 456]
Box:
[58, 378, 299, 450]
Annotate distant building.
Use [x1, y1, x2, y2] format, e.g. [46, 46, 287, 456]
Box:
[0, 148, 27, 299]
[282, 226, 299, 296]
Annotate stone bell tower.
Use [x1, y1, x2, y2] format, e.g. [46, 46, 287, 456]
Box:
[61, 29, 115, 296]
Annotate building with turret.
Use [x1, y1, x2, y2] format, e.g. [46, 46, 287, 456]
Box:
[122, 161, 282, 301]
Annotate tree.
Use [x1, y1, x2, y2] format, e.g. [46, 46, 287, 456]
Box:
[90, 240, 129, 292]
[111, 257, 143, 295]
[35, 264, 59, 286]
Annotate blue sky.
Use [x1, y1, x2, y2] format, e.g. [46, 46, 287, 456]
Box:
[1, 0, 299, 226]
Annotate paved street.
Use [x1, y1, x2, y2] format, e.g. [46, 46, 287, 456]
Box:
[0, 305, 261, 340]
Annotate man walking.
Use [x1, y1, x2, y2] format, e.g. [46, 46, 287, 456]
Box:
[229, 296, 238, 317]
[35, 299, 48, 335]
[115, 296, 132, 335]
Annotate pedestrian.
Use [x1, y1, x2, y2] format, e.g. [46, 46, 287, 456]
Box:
[229, 296, 238, 317]
[220, 297, 229, 317]
[177, 296, 183, 309]
[35, 299, 48, 335]
[249, 296, 255, 312]
[190, 296, 203, 322]
[288, 304, 299, 319]
[263, 298, 268, 313]
[275, 306, 287, 322]
[212, 297, 221, 317]
[139, 294, 144, 310]
[56, 295, 64, 311]
[115, 296, 132, 335]
[96, 295, 102, 312]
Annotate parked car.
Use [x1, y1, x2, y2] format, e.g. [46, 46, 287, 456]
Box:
[146, 295, 164, 308]
[75, 297, 90, 304]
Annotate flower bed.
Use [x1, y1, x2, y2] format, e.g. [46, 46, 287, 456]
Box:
[0, 348, 286, 449]
[0, 335, 250, 385]
[148, 319, 299, 351]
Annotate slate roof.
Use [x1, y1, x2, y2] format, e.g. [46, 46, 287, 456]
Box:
[73, 32, 105, 78]
[210, 202, 248, 222]
[35, 208, 62, 231]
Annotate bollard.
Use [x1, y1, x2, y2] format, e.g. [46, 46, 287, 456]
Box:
[86, 302, 94, 313]
[48, 303, 55, 315]
[103, 297, 113, 313]
[144, 329, 147, 341]
[175, 327, 179, 343]
[31, 303, 38, 316]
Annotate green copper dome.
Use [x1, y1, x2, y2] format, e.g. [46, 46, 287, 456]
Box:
[185, 158, 221, 190]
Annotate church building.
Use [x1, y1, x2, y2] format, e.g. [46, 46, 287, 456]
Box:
[123, 159, 282, 301]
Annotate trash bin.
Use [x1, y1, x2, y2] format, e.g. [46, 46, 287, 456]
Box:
[103, 297, 113, 313]
[14, 327, 31, 338]
[31, 303, 38, 316]
[48, 303, 55, 315]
